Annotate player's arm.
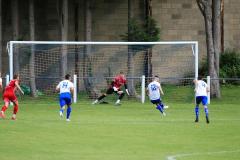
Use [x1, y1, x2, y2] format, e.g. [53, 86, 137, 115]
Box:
[206, 84, 210, 93]
[0, 77, 2, 91]
[111, 80, 118, 92]
[146, 86, 149, 96]
[0, 73, 2, 91]
[70, 87, 74, 95]
[15, 81, 24, 95]
[70, 82, 74, 95]
[159, 83, 164, 95]
[193, 79, 198, 92]
[56, 83, 60, 92]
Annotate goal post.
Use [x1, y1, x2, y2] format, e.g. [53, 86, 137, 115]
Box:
[7, 41, 198, 103]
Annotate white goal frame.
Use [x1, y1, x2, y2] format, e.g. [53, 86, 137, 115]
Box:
[7, 41, 199, 103]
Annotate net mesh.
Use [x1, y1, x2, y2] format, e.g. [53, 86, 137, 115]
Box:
[11, 43, 196, 103]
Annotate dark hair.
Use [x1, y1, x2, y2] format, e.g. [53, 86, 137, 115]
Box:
[154, 75, 159, 78]
[13, 74, 19, 79]
[65, 74, 71, 80]
[198, 75, 204, 80]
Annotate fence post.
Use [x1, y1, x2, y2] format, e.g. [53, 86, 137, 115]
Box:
[207, 76, 210, 104]
[73, 74, 77, 103]
[141, 75, 145, 104]
[6, 74, 9, 85]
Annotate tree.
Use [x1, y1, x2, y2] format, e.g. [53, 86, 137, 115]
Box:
[0, 0, 2, 74]
[11, 0, 19, 73]
[122, 0, 160, 93]
[61, 0, 68, 78]
[196, 0, 221, 98]
[127, 0, 137, 97]
[83, 0, 97, 98]
[29, 0, 37, 97]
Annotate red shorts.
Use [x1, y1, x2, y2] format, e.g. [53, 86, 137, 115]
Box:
[3, 91, 17, 103]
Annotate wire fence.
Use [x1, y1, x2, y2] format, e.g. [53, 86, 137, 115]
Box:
[1, 75, 239, 104]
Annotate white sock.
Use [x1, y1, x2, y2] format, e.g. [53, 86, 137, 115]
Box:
[12, 114, 16, 118]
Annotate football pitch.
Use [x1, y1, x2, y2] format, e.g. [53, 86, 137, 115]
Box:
[0, 86, 240, 160]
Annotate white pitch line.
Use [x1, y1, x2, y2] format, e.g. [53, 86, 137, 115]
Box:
[166, 150, 240, 160]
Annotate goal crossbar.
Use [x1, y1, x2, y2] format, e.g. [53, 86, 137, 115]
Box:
[8, 40, 199, 79]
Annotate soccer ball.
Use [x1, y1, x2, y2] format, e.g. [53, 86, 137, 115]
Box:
[164, 105, 169, 109]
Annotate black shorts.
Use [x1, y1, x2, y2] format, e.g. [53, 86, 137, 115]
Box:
[151, 99, 162, 105]
[106, 87, 119, 95]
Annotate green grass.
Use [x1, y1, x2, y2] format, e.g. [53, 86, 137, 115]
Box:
[0, 86, 240, 160]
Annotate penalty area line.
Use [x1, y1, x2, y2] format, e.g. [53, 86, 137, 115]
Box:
[166, 150, 240, 160]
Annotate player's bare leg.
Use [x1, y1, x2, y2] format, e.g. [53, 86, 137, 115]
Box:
[11, 100, 19, 120]
[0, 101, 10, 119]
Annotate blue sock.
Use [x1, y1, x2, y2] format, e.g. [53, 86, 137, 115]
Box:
[156, 104, 164, 113]
[67, 106, 72, 119]
[195, 106, 199, 119]
[60, 107, 64, 113]
[160, 103, 164, 108]
[204, 106, 209, 117]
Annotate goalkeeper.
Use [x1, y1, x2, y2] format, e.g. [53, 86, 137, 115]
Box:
[92, 72, 129, 105]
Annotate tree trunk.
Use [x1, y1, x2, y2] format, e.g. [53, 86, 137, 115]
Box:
[74, 2, 80, 92]
[127, 0, 137, 96]
[220, 0, 224, 52]
[11, 0, 19, 73]
[203, 1, 218, 98]
[74, 2, 79, 75]
[212, 0, 221, 98]
[84, 0, 96, 98]
[144, 0, 153, 81]
[0, 0, 2, 73]
[61, 0, 68, 78]
[196, 0, 221, 98]
[29, 0, 37, 97]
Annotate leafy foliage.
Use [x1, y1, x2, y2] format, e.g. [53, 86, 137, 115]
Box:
[220, 49, 240, 78]
[121, 17, 160, 42]
[199, 49, 240, 82]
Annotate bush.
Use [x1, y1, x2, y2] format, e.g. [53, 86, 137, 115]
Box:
[220, 49, 240, 78]
[199, 49, 240, 84]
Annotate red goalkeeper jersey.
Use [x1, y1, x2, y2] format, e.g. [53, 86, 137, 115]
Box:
[112, 75, 127, 89]
[4, 79, 18, 93]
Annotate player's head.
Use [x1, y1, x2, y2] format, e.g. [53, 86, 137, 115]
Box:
[198, 75, 204, 80]
[65, 74, 71, 80]
[153, 75, 159, 82]
[13, 74, 19, 80]
[119, 71, 124, 75]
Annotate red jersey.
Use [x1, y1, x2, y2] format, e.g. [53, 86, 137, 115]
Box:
[5, 79, 18, 93]
[112, 75, 127, 89]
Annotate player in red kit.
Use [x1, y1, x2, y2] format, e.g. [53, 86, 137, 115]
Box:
[0, 74, 24, 120]
[0, 72, 3, 90]
[92, 72, 129, 105]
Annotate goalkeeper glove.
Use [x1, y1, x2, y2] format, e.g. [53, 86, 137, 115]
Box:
[113, 87, 118, 91]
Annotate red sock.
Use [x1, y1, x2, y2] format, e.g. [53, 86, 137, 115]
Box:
[13, 104, 18, 114]
[1, 106, 8, 112]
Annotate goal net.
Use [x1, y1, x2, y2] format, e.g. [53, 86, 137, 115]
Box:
[7, 41, 198, 103]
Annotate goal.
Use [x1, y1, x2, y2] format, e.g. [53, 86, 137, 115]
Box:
[7, 41, 198, 103]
